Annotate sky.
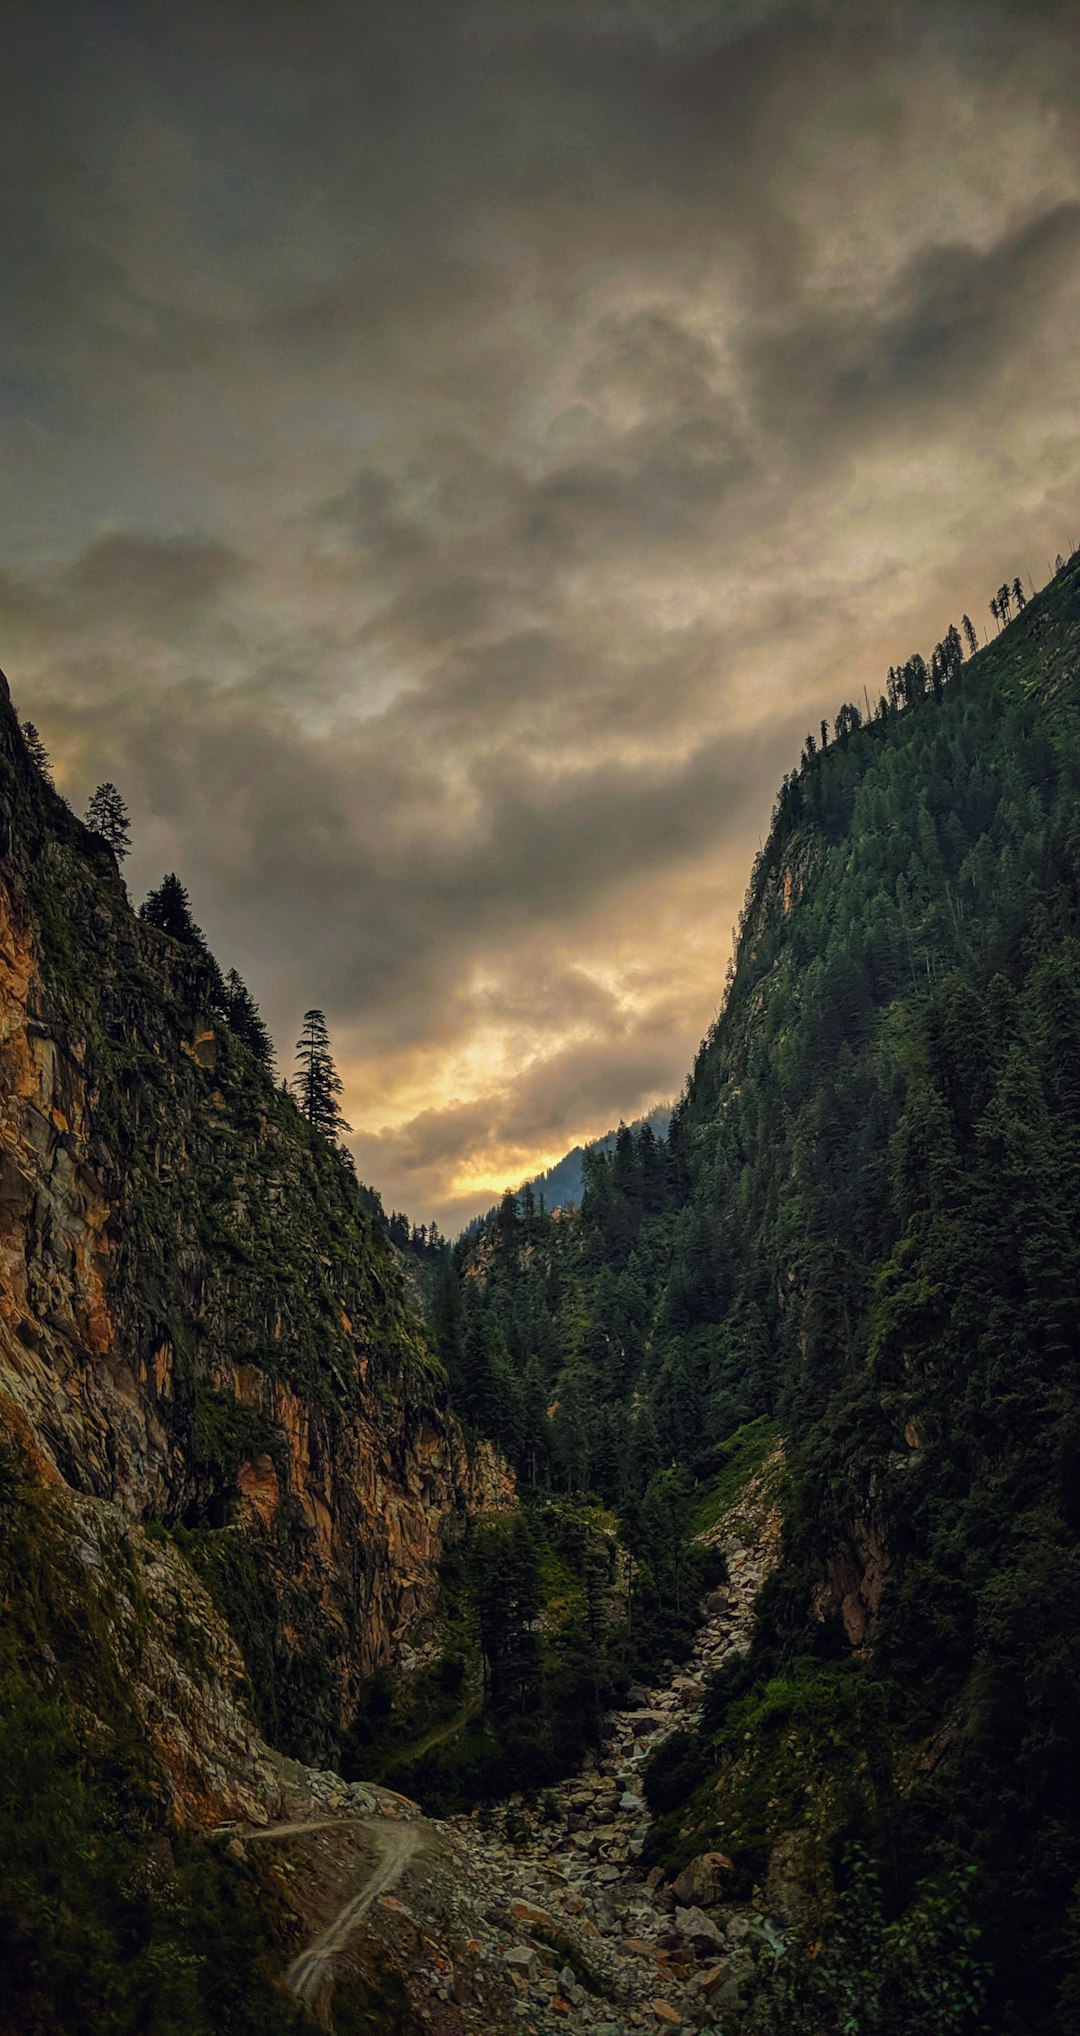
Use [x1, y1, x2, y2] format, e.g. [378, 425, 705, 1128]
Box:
[3, 0, 1080, 1232]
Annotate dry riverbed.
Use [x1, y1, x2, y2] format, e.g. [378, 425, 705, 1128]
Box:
[224, 1454, 782, 2035]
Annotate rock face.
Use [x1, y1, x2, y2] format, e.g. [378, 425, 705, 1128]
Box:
[0, 677, 510, 1767]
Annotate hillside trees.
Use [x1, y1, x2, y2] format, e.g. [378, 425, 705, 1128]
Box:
[20, 720, 51, 782]
[448, 546, 1080, 2030]
[84, 781, 131, 860]
[291, 1007, 349, 1138]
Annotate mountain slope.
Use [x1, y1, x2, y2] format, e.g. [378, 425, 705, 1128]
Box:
[518, 1103, 672, 1215]
[451, 551, 1080, 2032]
[0, 670, 523, 2028]
[0, 668, 514, 1751]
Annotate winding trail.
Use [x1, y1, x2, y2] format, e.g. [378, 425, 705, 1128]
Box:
[237, 1816, 362, 1842]
[240, 1449, 784, 2033]
[285, 1819, 427, 2004]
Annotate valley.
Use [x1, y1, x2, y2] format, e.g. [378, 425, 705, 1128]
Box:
[221, 1445, 782, 2035]
[5, 549, 1080, 2035]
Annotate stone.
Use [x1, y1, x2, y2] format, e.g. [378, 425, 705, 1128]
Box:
[509, 1899, 559, 1934]
[652, 2003, 683, 2028]
[675, 1905, 724, 1955]
[764, 1827, 818, 1929]
[672, 1851, 734, 1908]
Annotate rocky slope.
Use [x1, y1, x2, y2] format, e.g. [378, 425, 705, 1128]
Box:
[0, 672, 510, 1773]
[220, 1448, 784, 2034]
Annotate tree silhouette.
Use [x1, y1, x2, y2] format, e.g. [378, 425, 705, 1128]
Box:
[140, 873, 198, 942]
[223, 968, 274, 1072]
[962, 614, 978, 657]
[292, 1009, 349, 1137]
[21, 721, 52, 783]
[1012, 576, 1027, 612]
[85, 782, 131, 861]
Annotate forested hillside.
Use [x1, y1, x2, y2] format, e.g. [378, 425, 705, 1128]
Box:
[446, 550, 1080, 2033]
[462, 1104, 673, 1238]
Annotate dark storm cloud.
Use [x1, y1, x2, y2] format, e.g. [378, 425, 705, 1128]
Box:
[66, 535, 249, 616]
[3, 0, 1080, 1222]
[744, 200, 1080, 448]
[66, 665, 799, 1041]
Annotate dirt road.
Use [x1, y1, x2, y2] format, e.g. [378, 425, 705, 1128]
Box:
[285, 1819, 427, 2006]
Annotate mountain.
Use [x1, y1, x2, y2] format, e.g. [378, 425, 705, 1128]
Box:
[462, 1103, 672, 1240]
[8, 545, 1080, 2035]
[448, 551, 1080, 2034]
[0, 681, 513, 2029]
[521, 1104, 672, 1214]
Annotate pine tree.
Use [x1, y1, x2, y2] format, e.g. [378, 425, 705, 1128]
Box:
[140, 874, 227, 1013]
[962, 614, 978, 657]
[1012, 576, 1027, 612]
[222, 968, 274, 1072]
[138, 871, 195, 940]
[85, 782, 131, 861]
[291, 1008, 349, 1137]
[21, 721, 52, 784]
[140, 873, 198, 942]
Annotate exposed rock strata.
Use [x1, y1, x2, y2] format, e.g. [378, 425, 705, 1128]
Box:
[0, 675, 511, 1765]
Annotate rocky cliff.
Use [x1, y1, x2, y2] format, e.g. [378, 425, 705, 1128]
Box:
[0, 672, 510, 1770]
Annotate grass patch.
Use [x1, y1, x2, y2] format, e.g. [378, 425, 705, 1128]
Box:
[688, 1416, 780, 1538]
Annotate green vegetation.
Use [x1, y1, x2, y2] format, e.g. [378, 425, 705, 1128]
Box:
[687, 1416, 779, 1537]
[448, 551, 1080, 2031]
[741, 1846, 987, 2036]
[191, 1383, 285, 1489]
[0, 1443, 315, 2036]
[340, 1495, 718, 1813]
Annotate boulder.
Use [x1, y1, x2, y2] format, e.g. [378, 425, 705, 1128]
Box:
[672, 1850, 734, 1908]
[509, 1899, 558, 1935]
[502, 1945, 538, 1980]
[675, 1905, 724, 1955]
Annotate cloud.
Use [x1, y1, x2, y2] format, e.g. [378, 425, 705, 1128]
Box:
[3, 0, 1080, 1227]
[65, 534, 249, 616]
[743, 200, 1080, 449]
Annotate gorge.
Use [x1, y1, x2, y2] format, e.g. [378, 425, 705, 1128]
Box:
[5, 545, 1080, 2035]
